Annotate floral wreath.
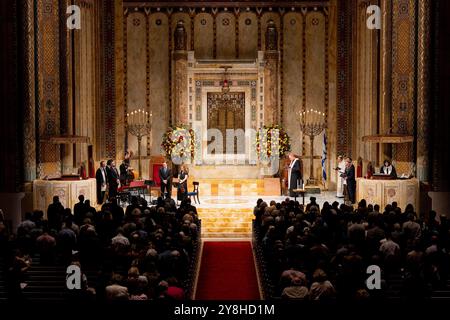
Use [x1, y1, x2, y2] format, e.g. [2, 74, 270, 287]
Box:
[161, 124, 198, 161]
[255, 124, 291, 161]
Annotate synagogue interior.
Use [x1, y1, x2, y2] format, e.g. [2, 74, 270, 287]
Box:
[0, 0, 450, 305]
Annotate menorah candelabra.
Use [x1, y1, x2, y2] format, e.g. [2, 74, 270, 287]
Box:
[298, 108, 326, 186]
[126, 109, 152, 180]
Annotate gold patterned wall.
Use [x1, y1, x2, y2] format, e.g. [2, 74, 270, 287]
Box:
[73, 0, 102, 169]
[282, 12, 303, 156]
[122, 2, 336, 185]
[9, 0, 437, 196]
[353, 0, 378, 163]
[125, 11, 147, 161]
[123, 9, 170, 178]
[194, 13, 214, 59]
[216, 12, 236, 59]
[36, 0, 61, 178]
[238, 12, 258, 59]
[15, 0, 104, 183]
[391, 0, 417, 175]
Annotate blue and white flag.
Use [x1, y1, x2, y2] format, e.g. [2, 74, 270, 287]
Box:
[322, 132, 327, 182]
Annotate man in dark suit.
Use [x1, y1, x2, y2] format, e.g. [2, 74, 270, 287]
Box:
[47, 196, 64, 231]
[95, 161, 107, 204]
[73, 194, 86, 225]
[342, 157, 356, 204]
[158, 161, 172, 199]
[107, 159, 120, 201]
[288, 153, 302, 197]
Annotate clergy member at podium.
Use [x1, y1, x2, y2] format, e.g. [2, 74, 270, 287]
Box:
[288, 153, 302, 197]
[381, 159, 397, 178]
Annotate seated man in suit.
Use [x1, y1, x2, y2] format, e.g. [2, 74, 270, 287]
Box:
[158, 161, 172, 199]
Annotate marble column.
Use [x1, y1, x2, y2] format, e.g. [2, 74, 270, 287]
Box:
[391, 0, 416, 176]
[60, 0, 73, 174]
[36, 0, 61, 178]
[114, 0, 124, 161]
[263, 20, 280, 125]
[353, 0, 378, 164]
[173, 20, 188, 125]
[416, 0, 431, 182]
[379, 0, 392, 165]
[20, 0, 37, 181]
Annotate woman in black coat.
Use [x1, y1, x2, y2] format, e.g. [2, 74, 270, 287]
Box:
[177, 165, 188, 202]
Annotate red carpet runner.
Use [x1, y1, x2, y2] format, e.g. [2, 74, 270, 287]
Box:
[195, 241, 261, 300]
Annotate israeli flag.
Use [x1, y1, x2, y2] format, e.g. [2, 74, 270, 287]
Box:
[322, 132, 327, 182]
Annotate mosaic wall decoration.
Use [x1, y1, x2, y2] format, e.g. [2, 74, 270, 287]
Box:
[336, 0, 353, 158]
[416, 0, 431, 182]
[103, 0, 117, 158]
[21, 0, 37, 181]
[36, 0, 61, 178]
[391, 0, 416, 174]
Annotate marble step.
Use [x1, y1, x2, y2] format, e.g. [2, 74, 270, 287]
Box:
[198, 207, 254, 211]
[202, 232, 251, 239]
[198, 213, 254, 218]
[198, 218, 253, 225]
[198, 206, 255, 238]
[202, 220, 252, 230]
[199, 216, 252, 222]
[198, 215, 254, 220]
[198, 209, 254, 215]
[203, 226, 251, 233]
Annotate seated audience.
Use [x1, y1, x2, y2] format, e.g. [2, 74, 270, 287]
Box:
[0, 193, 200, 302]
[254, 198, 448, 301]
